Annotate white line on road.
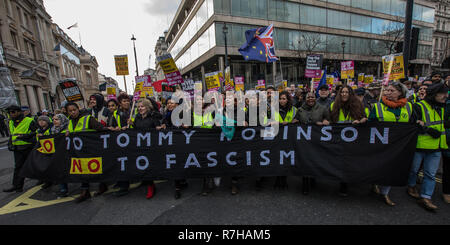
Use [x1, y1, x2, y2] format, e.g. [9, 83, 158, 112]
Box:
[0, 146, 8, 150]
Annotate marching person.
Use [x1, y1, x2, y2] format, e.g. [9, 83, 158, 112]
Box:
[88, 93, 109, 126]
[127, 98, 163, 199]
[355, 87, 370, 117]
[192, 95, 216, 196]
[369, 81, 415, 206]
[35, 115, 54, 189]
[409, 83, 429, 104]
[160, 96, 189, 199]
[65, 102, 112, 203]
[50, 114, 71, 198]
[330, 85, 368, 197]
[3, 105, 38, 193]
[407, 83, 449, 212]
[316, 84, 333, 109]
[363, 82, 382, 108]
[270, 91, 298, 190]
[294, 92, 330, 195]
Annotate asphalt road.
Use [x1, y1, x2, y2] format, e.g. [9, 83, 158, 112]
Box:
[0, 147, 449, 225]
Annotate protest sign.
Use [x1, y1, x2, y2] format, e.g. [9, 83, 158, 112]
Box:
[205, 72, 221, 92]
[382, 53, 405, 84]
[114, 55, 129, 76]
[234, 77, 245, 91]
[157, 54, 184, 86]
[305, 54, 323, 78]
[59, 78, 83, 102]
[364, 75, 374, 84]
[256, 80, 266, 90]
[341, 61, 355, 80]
[22, 123, 417, 186]
[106, 84, 117, 100]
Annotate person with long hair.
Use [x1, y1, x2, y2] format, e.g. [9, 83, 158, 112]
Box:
[330, 85, 367, 196]
[272, 91, 298, 189]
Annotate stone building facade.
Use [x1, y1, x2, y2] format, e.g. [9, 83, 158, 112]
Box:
[0, 0, 102, 113]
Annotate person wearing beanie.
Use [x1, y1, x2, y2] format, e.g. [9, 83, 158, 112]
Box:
[3, 105, 38, 193]
[430, 71, 442, 84]
[368, 81, 416, 206]
[88, 93, 109, 126]
[408, 82, 449, 212]
[35, 115, 54, 189]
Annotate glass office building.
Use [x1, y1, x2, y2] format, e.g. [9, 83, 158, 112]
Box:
[165, 0, 435, 89]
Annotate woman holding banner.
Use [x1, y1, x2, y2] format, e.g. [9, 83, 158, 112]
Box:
[294, 92, 330, 195]
[368, 81, 414, 206]
[128, 98, 162, 199]
[64, 102, 113, 203]
[330, 85, 367, 197]
[271, 91, 298, 189]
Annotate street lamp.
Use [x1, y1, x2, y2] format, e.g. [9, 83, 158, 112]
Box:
[131, 34, 139, 77]
[341, 40, 346, 61]
[223, 23, 229, 68]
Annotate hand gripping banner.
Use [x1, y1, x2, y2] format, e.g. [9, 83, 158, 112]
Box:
[21, 123, 418, 186]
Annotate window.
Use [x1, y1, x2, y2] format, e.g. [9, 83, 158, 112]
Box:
[413, 4, 423, 21]
[4, 0, 12, 16]
[422, 6, 434, 23]
[10, 31, 19, 50]
[214, 0, 231, 15]
[351, 14, 372, 33]
[351, 37, 370, 55]
[300, 5, 326, 27]
[390, 0, 405, 17]
[326, 35, 350, 54]
[286, 2, 299, 23]
[327, 9, 350, 30]
[351, 0, 372, 11]
[373, 0, 391, 15]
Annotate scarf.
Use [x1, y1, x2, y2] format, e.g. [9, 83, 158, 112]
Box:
[381, 97, 407, 108]
[51, 114, 69, 133]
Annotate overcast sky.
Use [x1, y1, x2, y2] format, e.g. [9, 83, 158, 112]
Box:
[44, 0, 181, 94]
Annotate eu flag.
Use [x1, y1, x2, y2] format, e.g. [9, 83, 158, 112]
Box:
[316, 68, 327, 97]
[238, 24, 278, 63]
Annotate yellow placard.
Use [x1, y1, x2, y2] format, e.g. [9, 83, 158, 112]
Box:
[358, 74, 365, 83]
[326, 75, 334, 85]
[114, 55, 129, 76]
[205, 72, 221, 91]
[159, 57, 179, 74]
[141, 86, 154, 97]
[364, 75, 374, 84]
[37, 138, 55, 154]
[382, 54, 405, 81]
[70, 157, 103, 175]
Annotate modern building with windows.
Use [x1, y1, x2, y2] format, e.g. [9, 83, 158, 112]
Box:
[163, 0, 437, 89]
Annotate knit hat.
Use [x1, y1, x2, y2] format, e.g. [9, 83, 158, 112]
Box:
[426, 83, 449, 97]
[37, 115, 51, 125]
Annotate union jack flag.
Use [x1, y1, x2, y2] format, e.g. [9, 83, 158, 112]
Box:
[239, 24, 278, 63]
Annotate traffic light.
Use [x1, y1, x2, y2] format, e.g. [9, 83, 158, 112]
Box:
[393, 27, 420, 60]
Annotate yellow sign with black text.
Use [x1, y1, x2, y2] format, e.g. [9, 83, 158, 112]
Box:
[114, 55, 129, 76]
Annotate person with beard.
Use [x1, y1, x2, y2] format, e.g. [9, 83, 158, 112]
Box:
[330, 85, 368, 197]
[369, 81, 415, 206]
[316, 84, 333, 108]
[363, 82, 382, 108]
[3, 105, 38, 193]
[407, 83, 449, 212]
[88, 93, 109, 126]
[430, 71, 443, 84]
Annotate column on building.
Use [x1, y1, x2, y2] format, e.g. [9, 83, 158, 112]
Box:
[25, 85, 39, 115]
[36, 86, 46, 110]
[201, 65, 206, 93]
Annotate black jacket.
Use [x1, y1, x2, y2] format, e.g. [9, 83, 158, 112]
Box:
[132, 113, 161, 130]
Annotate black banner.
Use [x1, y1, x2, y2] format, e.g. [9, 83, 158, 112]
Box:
[21, 123, 418, 186]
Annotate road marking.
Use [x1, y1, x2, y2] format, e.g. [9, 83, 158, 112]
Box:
[0, 181, 163, 215]
[0, 146, 8, 150]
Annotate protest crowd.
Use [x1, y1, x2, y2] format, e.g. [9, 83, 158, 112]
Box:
[2, 71, 450, 213]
